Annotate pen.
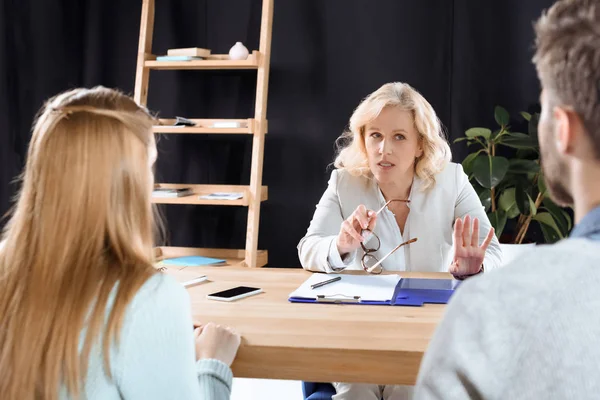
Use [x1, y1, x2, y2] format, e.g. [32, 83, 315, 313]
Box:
[182, 275, 208, 288]
[311, 276, 342, 289]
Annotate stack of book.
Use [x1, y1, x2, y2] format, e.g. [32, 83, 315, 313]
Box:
[152, 187, 194, 198]
[199, 192, 244, 200]
[156, 47, 211, 62]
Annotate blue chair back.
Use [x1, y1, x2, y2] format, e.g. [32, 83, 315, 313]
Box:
[302, 381, 335, 400]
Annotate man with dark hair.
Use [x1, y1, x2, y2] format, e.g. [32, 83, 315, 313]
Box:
[414, 0, 600, 398]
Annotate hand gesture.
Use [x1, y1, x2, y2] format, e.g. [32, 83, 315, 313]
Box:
[336, 205, 377, 256]
[449, 215, 494, 277]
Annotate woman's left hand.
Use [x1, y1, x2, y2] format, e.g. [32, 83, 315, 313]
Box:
[449, 215, 495, 277]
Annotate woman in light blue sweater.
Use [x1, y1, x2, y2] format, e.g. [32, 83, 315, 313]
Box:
[0, 86, 240, 400]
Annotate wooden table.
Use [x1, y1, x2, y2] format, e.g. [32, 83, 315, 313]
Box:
[165, 266, 450, 385]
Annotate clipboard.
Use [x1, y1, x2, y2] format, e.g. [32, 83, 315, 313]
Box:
[288, 274, 400, 305]
[288, 275, 461, 307]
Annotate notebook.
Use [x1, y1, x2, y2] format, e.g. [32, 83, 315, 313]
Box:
[159, 256, 226, 267]
[156, 55, 204, 61]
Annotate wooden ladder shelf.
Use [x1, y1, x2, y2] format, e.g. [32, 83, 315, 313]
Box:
[134, 0, 273, 268]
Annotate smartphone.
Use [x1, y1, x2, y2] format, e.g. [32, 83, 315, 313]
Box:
[207, 286, 263, 302]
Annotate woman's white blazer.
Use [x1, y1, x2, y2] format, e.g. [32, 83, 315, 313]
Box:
[297, 163, 503, 273]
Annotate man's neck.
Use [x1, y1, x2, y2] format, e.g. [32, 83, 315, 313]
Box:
[571, 163, 600, 224]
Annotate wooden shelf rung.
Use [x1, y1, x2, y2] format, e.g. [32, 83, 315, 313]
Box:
[154, 246, 268, 268]
[152, 184, 268, 206]
[145, 51, 261, 70]
[152, 118, 268, 134]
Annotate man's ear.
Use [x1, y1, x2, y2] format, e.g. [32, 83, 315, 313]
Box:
[554, 106, 587, 157]
[553, 106, 573, 155]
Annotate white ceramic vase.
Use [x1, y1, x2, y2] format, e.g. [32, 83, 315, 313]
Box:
[229, 42, 249, 60]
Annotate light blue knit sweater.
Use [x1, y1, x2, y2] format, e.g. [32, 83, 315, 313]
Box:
[60, 273, 232, 399]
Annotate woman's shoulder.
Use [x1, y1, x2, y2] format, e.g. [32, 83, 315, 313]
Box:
[329, 168, 372, 189]
[127, 272, 190, 318]
[112, 272, 191, 353]
[437, 161, 463, 177]
[413, 162, 466, 197]
[429, 162, 466, 187]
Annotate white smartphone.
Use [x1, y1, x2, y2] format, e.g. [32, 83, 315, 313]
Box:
[207, 286, 263, 302]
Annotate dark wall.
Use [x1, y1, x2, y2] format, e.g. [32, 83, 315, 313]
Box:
[0, 0, 554, 267]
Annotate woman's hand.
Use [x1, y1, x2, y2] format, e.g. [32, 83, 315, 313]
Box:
[194, 322, 241, 366]
[336, 205, 377, 257]
[449, 215, 494, 277]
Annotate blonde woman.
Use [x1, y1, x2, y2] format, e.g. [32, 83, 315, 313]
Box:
[0, 87, 240, 400]
[297, 82, 502, 400]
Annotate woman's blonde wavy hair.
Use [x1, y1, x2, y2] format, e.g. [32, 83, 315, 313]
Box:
[334, 82, 452, 190]
[0, 86, 160, 400]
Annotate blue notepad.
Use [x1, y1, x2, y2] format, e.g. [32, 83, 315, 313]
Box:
[160, 256, 225, 266]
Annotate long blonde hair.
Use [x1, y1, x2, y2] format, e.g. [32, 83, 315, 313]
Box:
[334, 82, 452, 190]
[0, 86, 158, 399]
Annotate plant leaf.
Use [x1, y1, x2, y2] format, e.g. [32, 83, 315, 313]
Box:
[488, 210, 507, 238]
[516, 148, 536, 159]
[546, 208, 568, 236]
[515, 182, 528, 215]
[542, 197, 572, 236]
[527, 193, 537, 216]
[478, 188, 492, 212]
[528, 113, 540, 143]
[520, 111, 532, 121]
[498, 187, 520, 218]
[454, 137, 470, 143]
[508, 159, 540, 174]
[495, 175, 516, 193]
[506, 203, 521, 219]
[563, 209, 573, 231]
[498, 187, 516, 212]
[461, 151, 482, 176]
[540, 222, 561, 243]
[472, 155, 509, 189]
[534, 212, 564, 239]
[538, 173, 547, 195]
[501, 136, 538, 150]
[507, 132, 530, 139]
[495, 106, 510, 126]
[466, 127, 492, 140]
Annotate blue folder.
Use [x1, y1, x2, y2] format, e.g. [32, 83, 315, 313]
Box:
[392, 278, 461, 306]
[288, 278, 461, 307]
[159, 256, 225, 267]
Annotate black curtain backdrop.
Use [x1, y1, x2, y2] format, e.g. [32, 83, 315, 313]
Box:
[0, 0, 555, 267]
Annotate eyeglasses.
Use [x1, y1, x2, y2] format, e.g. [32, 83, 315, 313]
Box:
[359, 199, 417, 274]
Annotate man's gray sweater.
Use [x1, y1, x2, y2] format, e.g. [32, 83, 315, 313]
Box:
[415, 237, 600, 399]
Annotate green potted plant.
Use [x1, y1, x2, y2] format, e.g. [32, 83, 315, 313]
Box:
[456, 106, 572, 243]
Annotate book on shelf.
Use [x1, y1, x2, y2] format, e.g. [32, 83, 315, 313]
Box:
[156, 55, 204, 62]
[159, 256, 226, 267]
[211, 121, 242, 128]
[153, 188, 194, 198]
[173, 116, 196, 126]
[167, 47, 211, 57]
[199, 192, 244, 200]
